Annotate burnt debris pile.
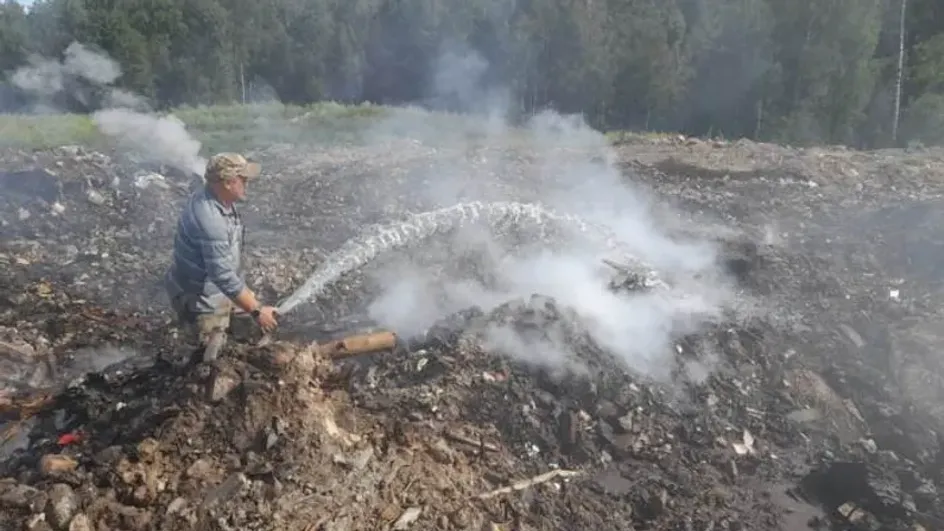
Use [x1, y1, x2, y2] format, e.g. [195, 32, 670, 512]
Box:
[3, 282, 943, 530]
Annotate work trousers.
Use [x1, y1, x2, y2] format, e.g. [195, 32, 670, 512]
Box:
[170, 293, 233, 362]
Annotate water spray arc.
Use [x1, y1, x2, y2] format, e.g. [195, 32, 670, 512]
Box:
[276, 201, 660, 315]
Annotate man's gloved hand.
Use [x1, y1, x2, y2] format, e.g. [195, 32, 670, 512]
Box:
[253, 306, 279, 332]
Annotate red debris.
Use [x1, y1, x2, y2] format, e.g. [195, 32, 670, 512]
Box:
[57, 431, 84, 446]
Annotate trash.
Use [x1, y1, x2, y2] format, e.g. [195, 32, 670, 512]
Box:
[477, 469, 583, 499]
[86, 190, 106, 206]
[133, 172, 168, 190]
[731, 430, 756, 456]
[786, 408, 822, 423]
[56, 432, 83, 446]
[392, 507, 422, 529]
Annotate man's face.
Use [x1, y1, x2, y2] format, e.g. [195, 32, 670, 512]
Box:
[224, 176, 249, 202]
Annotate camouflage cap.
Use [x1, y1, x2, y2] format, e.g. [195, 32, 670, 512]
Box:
[204, 152, 261, 182]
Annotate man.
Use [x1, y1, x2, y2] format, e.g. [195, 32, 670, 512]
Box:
[164, 152, 279, 362]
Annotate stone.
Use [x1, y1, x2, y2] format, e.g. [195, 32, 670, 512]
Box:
[68, 514, 92, 531]
[39, 454, 78, 476]
[45, 483, 77, 530]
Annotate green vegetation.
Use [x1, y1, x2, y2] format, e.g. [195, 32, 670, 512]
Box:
[0, 102, 525, 153]
[0, 102, 387, 152]
[0, 0, 942, 148]
[0, 112, 100, 149]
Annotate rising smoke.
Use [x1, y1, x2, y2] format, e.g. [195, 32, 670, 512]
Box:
[4, 41, 741, 384]
[8, 42, 206, 176]
[361, 46, 741, 383]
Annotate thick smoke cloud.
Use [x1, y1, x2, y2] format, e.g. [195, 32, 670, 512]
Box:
[8, 42, 206, 176]
[363, 45, 741, 383]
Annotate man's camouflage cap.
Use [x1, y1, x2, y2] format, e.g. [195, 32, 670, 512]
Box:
[204, 152, 261, 182]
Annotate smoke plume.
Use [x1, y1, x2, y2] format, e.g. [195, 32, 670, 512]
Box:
[8, 42, 206, 175]
[362, 45, 740, 383]
[3, 41, 741, 384]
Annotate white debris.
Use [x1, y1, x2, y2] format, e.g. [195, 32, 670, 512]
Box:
[858, 438, 878, 454]
[732, 429, 756, 456]
[133, 172, 169, 190]
[392, 507, 421, 530]
[786, 408, 822, 423]
[86, 189, 105, 205]
[526, 442, 541, 457]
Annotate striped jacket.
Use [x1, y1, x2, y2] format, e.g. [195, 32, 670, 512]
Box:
[164, 185, 245, 315]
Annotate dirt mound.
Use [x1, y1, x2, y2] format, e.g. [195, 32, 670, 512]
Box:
[3, 138, 944, 530]
[0, 286, 939, 531]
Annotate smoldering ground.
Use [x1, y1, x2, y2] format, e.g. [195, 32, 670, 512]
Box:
[360, 46, 745, 383]
[0, 43, 210, 389]
[2, 41, 748, 385]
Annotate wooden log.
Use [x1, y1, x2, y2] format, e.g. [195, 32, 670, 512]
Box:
[316, 330, 398, 359]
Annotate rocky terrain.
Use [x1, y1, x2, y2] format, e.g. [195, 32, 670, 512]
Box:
[2, 130, 944, 531]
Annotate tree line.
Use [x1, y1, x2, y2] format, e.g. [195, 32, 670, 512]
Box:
[1, 0, 943, 148]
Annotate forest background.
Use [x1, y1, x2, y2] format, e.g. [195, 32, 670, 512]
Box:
[0, 0, 941, 148]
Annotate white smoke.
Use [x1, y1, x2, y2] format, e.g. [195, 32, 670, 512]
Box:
[92, 109, 205, 175]
[9, 42, 206, 175]
[12, 41, 122, 94]
[6, 42, 741, 384]
[360, 45, 740, 383]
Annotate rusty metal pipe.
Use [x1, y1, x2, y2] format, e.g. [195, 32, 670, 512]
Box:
[316, 330, 398, 359]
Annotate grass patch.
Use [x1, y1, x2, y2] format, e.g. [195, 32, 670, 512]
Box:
[0, 113, 106, 150]
[0, 102, 396, 154]
[0, 102, 675, 156]
[605, 130, 680, 144]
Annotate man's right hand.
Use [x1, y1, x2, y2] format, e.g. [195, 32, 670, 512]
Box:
[254, 306, 279, 332]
